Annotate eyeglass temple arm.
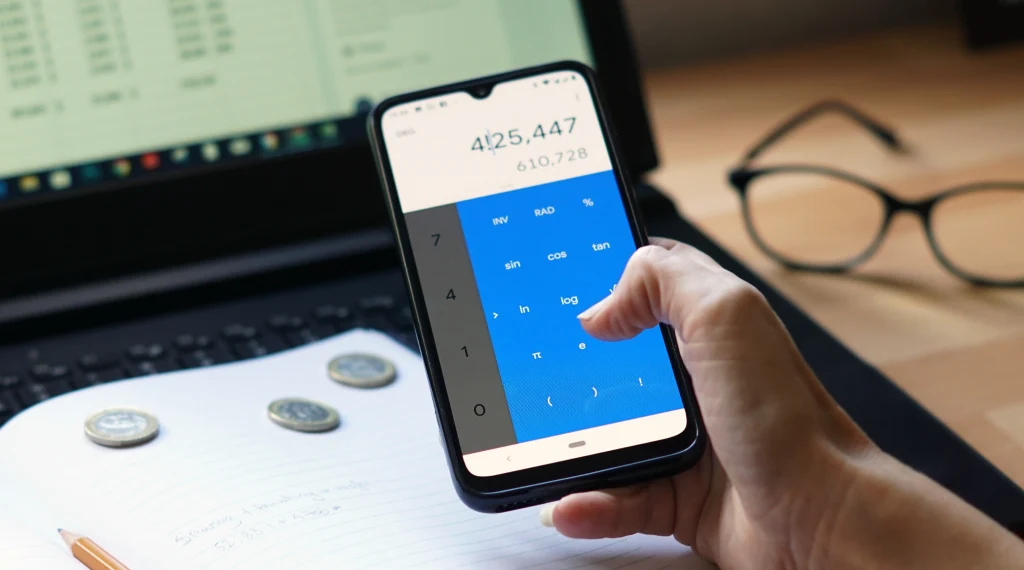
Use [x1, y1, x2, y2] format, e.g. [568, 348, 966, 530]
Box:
[738, 100, 907, 167]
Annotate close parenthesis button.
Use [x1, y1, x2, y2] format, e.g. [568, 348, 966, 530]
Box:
[473, 404, 486, 416]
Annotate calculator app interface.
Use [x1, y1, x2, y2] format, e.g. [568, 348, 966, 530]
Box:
[382, 70, 687, 477]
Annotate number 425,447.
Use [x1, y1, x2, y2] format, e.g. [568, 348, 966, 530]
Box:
[471, 118, 576, 152]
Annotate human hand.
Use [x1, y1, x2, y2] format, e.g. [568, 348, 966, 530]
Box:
[541, 238, 1024, 570]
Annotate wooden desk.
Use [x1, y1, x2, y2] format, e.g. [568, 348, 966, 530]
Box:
[643, 27, 1024, 485]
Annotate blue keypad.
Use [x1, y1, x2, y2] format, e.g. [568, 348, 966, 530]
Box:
[457, 171, 684, 443]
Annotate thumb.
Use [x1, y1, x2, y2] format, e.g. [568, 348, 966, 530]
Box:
[577, 238, 758, 343]
[539, 479, 679, 539]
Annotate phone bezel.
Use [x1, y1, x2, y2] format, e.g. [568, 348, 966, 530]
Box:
[368, 61, 704, 509]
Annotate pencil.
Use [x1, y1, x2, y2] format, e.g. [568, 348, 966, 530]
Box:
[58, 528, 132, 570]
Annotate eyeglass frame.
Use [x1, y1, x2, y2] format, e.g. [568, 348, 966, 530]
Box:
[726, 100, 1024, 288]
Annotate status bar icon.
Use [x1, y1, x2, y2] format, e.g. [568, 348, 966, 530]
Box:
[49, 170, 72, 190]
[80, 164, 102, 182]
[20, 175, 40, 192]
[261, 132, 280, 151]
[289, 127, 311, 148]
[111, 159, 131, 178]
[140, 153, 161, 170]
[229, 138, 253, 156]
[170, 147, 190, 164]
[319, 122, 339, 140]
[201, 142, 220, 162]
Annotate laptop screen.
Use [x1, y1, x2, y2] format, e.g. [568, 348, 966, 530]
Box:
[0, 0, 591, 210]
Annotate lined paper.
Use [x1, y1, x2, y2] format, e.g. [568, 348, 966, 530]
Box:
[0, 516, 78, 570]
[0, 330, 712, 570]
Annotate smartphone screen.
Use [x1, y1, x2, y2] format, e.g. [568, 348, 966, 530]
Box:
[379, 69, 688, 478]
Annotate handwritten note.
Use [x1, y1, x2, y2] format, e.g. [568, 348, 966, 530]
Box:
[0, 330, 713, 570]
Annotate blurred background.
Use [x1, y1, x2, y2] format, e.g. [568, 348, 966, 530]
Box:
[625, 0, 957, 67]
[617, 0, 1024, 488]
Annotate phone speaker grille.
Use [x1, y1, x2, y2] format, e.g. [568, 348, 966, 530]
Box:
[495, 497, 548, 513]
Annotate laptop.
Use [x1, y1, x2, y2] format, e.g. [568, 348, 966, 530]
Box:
[1, 0, 1023, 533]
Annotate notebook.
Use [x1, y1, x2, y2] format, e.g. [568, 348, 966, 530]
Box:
[0, 330, 712, 569]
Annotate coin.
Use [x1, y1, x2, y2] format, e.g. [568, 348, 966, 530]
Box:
[327, 353, 397, 388]
[84, 407, 160, 448]
[267, 398, 340, 433]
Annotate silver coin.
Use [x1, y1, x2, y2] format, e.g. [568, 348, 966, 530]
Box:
[268, 398, 340, 433]
[328, 353, 396, 388]
[84, 407, 160, 448]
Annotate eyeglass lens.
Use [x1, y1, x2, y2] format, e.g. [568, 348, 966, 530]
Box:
[744, 171, 886, 267]
[930, 188, 1024, 283]
[745, 171, 1024, 283]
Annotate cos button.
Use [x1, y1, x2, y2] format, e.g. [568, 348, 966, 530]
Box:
[474, 404, 486, 416]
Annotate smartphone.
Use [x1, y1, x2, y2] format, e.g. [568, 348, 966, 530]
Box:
[368, 61, 705, 513]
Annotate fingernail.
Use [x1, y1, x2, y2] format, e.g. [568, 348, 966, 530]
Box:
[578, 295, 611, 321]
[539, 504, 555, 527]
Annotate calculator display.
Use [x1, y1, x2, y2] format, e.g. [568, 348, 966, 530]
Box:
[381, 70, 687, 477]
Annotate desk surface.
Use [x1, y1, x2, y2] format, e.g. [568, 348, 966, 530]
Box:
[644, 27, 1024, 486]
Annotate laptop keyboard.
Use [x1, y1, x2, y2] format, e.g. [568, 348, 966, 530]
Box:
[0, 289, 416, 429]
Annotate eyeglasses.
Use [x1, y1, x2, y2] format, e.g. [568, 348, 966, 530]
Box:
[727, 100, 1024, 287]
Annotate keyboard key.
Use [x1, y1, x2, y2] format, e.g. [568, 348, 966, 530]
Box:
[79, 352, 121, 371]
[313, 305, 352, 323]
[232, 337, 286, 359]
[0, 392, 21, 416]
[0, 374, 20, 389]
[174, 334, 215, 351]
[285, 328, 322, 347]
[358, 295, 396, 313]
[267, 315, 305, 331]
[394, 331, 419, 351]
[127, 343, 165, 361]
[222, 324, 260, 341]
[391, 306, 415, 331]
[18, 380, 71, 406]
[31, 363, 71, 382]
[179, 347, 232, 369]
[359, 315, 393, 333]
[76, 368, 126, 388]
[126, 359, 178, 377]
